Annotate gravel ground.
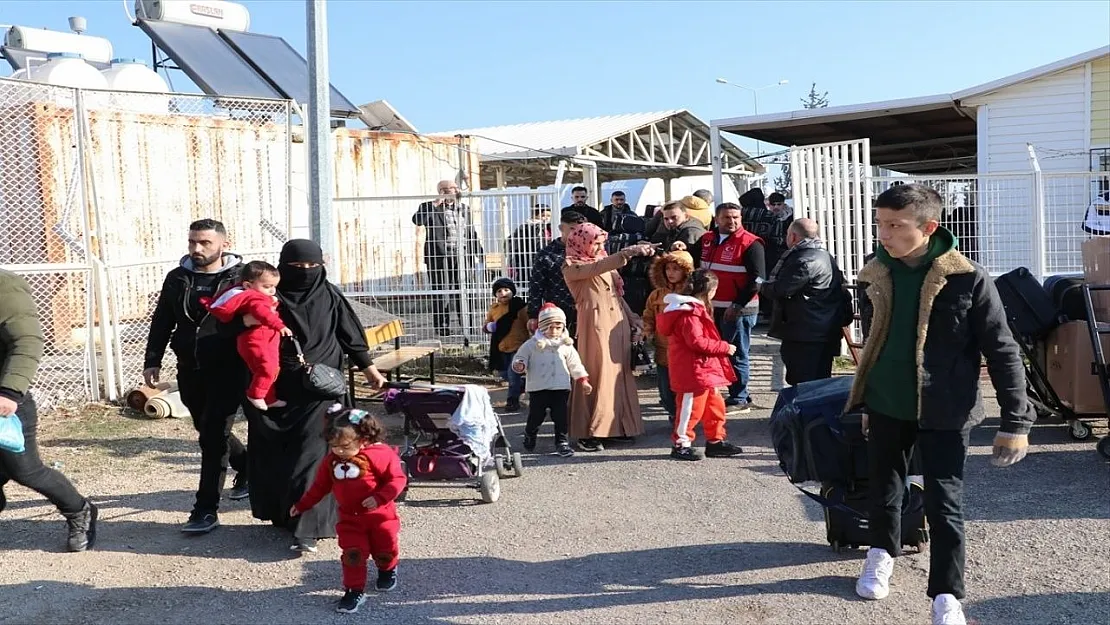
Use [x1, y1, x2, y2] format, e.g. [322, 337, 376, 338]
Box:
[1, 353, 1108, 625]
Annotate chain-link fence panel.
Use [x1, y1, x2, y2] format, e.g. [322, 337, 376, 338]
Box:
[82, 90, 291, 396]
[0, 78, 99, 408]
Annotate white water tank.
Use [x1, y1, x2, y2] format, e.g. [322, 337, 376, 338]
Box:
[135, 0, 251, 32]
[101, 58, 170, 114]
[27, 52, 108, 89]
[4, 26, 113, 64]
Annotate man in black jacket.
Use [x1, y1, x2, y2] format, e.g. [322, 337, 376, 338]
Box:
[761, 218, 849, 385]
[413, 180, 485, 336]
[561, 185, 603, 228]
[848, 185, 1032, 625]
[142, 219, 250, 534]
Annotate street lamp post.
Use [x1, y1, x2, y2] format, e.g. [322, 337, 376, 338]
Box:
[714, 78, 788, 157]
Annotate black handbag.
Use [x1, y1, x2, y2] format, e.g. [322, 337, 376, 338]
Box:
[289, 337, 348, 399]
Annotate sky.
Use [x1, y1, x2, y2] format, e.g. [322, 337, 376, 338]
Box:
[2, 0, 1109, 155]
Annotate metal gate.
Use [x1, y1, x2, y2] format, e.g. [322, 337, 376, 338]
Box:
[789, 139, 873, 281]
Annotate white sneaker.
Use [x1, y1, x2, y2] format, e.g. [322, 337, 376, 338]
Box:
[932, 594, 967, 625]
[856, 547, 894, 600]
[247, 397, 269, 411]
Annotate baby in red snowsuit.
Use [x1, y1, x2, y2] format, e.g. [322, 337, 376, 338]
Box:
[206, 261, 292, 411]
[291, 405, 407, 615]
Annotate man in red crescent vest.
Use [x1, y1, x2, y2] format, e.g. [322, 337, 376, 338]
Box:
[692, 202, 766, 412]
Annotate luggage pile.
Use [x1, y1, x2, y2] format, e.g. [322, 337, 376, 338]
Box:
[770, 377, 929, 553]
[994, 255, 1110, 459]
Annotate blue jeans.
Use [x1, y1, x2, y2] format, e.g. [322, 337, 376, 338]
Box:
[500, 349, 524, 401]
[656, 364, 676, 417]
[715, 310, 758, 402]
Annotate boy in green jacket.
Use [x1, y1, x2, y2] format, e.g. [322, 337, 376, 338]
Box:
[847, 185, 1033, 625]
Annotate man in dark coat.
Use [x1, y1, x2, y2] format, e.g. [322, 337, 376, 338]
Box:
[760, 218, 851, 384]
[561, 185, 603, 228]
[412, 180, 485, 336]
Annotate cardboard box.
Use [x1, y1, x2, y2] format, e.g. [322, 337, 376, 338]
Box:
[1081, 236, 1110, 318]
[1045, 321, 1110, 416]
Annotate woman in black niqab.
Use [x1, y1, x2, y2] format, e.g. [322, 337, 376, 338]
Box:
[245, 239, 387, 551]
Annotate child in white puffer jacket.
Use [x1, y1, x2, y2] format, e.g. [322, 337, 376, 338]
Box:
[511, 304, 591, 457]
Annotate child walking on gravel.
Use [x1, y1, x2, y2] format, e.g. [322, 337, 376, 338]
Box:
[290, 406, 408, 614]
[511, 303, 591, 457]
[657, 270, 744, 461]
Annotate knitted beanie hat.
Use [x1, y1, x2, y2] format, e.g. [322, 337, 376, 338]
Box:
[491, 277, 517, 296]
[537, 303, 566, 329]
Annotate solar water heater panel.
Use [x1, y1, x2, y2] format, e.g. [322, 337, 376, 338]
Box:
[218, 30, 359, 116]
[136, 19, 282, 100]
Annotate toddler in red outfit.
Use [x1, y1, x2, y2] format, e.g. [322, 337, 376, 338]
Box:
[657, 269, 745, 461]
[291, 405, 407, 614]
[206, 261, 292, 411]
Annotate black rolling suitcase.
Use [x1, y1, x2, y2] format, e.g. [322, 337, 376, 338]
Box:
[995, 267, 1061, 340]
[1043, 274, 1088, 322]
[821, 481, 929, 553]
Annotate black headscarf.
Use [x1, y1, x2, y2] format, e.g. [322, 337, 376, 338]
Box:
[275, 239, 370, 372]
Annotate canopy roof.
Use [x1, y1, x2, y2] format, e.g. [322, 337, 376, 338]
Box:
[434, 109, 764, 188]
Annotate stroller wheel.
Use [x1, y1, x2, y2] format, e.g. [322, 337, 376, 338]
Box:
[495, 455, 511, 479]
[479, 471, 500, 503]
[510, 452, 524, 477]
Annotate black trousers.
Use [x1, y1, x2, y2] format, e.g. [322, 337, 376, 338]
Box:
[524, 389, 569, 444]
[780, 339, 840, 386]
[179, 364, 250, 514]
[867, 411, 969, 599]
[426, 250, 462, 333]
[0, 395, 86, 515]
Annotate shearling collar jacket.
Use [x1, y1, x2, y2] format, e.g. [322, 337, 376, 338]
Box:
[847, 245, 1034, 434]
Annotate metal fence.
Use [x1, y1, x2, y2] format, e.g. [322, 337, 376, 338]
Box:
[864, 172, 1107, 280]
[335, 189, 560, 347]
[0, 77, 290, 409]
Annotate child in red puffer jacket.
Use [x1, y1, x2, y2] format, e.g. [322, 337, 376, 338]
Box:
[657, 269, 745, 461]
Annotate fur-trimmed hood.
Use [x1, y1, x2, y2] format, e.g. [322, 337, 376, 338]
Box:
[649, 251, 695, 291]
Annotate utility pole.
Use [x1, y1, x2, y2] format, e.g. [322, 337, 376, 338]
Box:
[306, 0, 335, 269]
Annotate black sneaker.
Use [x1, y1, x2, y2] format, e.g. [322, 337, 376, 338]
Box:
[555, 441, 575, 457]
[670, 446, 703, 461]
[227, 473, 250, 501]
[725, 398, 752, 413]
[336, 589, 366, 613]
[522, 433, 537, 452]
[181, 511, 219, 534]
[290, 538, 318, 553]
[376, 568, 398, 592]
[64, 501, 98, 552]
[505, 398, 521, 412]
[576, 438, 604, 452]
[704, 440, 744, 457]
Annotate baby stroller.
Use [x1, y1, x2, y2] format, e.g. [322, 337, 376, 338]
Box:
[383, 382, 523, 503]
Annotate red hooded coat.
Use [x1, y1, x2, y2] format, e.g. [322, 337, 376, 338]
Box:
[657, 294, 737, 393]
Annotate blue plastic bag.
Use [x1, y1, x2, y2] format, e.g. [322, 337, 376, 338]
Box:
[0, 414, 25, 453]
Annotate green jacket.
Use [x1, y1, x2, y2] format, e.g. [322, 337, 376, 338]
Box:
[0, 269, 43, 401]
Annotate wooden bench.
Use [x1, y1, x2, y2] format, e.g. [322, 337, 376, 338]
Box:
[348, 319, 440, 402]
